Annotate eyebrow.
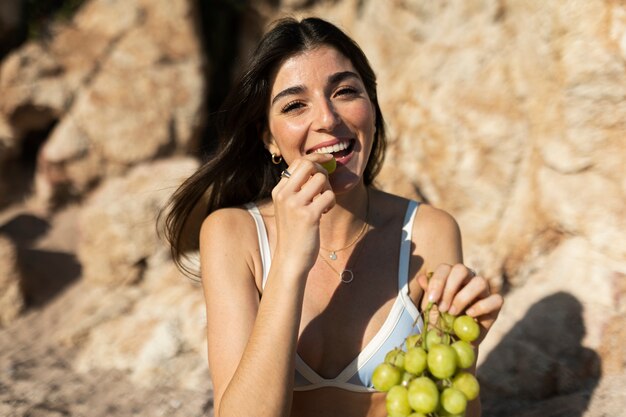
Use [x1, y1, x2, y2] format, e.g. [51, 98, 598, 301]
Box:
[271, 85, 305, 106]
[329, 70, 360, 85]
[270, 71, 361, 106]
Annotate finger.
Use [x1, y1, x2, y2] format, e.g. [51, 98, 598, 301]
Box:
[465, 293, 504, 320]
[274, 159, 303, 193]
[280, 153, 332, 184]
[439, 264, 473, 313]
[297, 172, 331, 203]
[280, 159, 327, 193]
[447, 275, 490, 316]
[424, 264, 452, 307]
[417, 273, 430, 292]
[473, 308, 501, 346]
[309, 189, 336, 214]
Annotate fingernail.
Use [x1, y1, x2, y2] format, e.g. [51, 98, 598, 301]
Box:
[428, 292, 437, 302]
[448, 306, 458, 316]
[466, 308, 475, 316]
[439, 302, 448, 312]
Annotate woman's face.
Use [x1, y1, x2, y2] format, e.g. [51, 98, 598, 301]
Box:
[266, 46, 376, 194]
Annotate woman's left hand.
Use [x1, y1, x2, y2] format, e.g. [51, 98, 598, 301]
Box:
[418, 263, 503, 345]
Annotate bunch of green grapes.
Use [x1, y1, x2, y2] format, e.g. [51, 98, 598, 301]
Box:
[372, 301, 481, 417]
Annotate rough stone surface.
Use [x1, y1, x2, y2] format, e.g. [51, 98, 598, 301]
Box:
[0, 0, 206, 206]
[0, 235, 23, 326]
[0, 113, 18, 207]
[77, 157, 198, 287]
[0, 0, 24, 58]
[0, 113, 17, 162]
[0, 279, 212, 417]
[73, 264, 208, 390]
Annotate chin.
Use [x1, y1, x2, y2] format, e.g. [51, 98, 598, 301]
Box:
[329, 173, 364, 195]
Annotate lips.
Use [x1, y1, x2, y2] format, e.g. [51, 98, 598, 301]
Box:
[307, 138, 355, 156]
[304, 138, 356, 167]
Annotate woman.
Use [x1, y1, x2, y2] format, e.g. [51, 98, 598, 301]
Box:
[163, 17, 503, 417]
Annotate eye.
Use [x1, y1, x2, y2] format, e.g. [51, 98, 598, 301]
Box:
[335, 86, 359, 97]
[281, 100, 305, 113]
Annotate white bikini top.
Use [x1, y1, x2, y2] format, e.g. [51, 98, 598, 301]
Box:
[245, 200, 423, 392]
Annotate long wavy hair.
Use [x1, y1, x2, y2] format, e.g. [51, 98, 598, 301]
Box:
[161, 17, 387, 276]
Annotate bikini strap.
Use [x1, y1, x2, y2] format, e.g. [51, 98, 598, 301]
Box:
[398, 200, 420, 320]
[245, 203, 271, 288]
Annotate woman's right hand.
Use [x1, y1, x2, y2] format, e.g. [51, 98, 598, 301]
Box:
[271, 153, 336, 276]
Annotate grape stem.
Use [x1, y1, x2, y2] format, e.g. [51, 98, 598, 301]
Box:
[421, 302, 433, 350]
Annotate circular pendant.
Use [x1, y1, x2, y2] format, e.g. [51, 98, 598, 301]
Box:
[329, 252, 337, 260]
[340, 270, 354, 284]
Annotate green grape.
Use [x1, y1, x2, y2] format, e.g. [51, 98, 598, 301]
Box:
[453, 316, 480, 343]
[427, 344, 457, 379]
[441, 312, 456, 332]
[386, 385, 412, 417]
[385, 348, 406, 369]
[451, 340, 475, 369]
[375, 300, 481, 417]
[320, 157, 336, 174]
[425, 329, 450, 350]
[452, 372, 480, 401]
[372, 363, 402, 392]
[407, 377, 439, 414]
[405, 333, 422, 349]
[404, 346, 428, 375]
[440, 388, 467, 415]
[436, 404, 465, 417]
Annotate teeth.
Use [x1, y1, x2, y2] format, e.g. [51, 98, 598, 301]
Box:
[313, 141, 349, 154]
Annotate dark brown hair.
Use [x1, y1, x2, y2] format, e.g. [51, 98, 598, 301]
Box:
[161, 17, 387, 276]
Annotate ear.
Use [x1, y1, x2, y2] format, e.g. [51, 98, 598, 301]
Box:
[262, 129, 280, 156]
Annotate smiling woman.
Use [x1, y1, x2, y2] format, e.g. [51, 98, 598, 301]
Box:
[265, 47, 375, 194]
[160, 17, 503, 417]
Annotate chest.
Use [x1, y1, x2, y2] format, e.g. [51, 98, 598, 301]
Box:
[296, 231, 421, 380]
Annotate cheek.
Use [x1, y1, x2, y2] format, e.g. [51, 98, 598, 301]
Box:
[344, 102, 375, 132]
[269, 118, 309, 148]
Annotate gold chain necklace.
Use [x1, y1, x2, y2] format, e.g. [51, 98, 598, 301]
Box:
[319, 192, 370, 261]
[318, 190, 370, 283]
[318, 222, 369, 283]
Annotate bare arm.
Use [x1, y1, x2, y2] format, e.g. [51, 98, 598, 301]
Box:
[201, 155, 335, 417]
[200, 209, 303, 417]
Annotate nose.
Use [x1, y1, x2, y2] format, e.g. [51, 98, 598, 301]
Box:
[313, 98, 341, 132]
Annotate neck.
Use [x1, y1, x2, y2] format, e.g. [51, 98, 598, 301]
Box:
[319, 183, 371, 250]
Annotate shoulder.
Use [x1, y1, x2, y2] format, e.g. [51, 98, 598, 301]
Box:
[414, 204, 461, 239]
[200, 205, 257, 245]
[199, 205, 261, 279]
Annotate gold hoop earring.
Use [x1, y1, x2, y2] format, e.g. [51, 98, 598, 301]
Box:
[271, 153, 283, 165]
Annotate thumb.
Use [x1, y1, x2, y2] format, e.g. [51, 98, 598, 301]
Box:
[417, 273, 430, 292]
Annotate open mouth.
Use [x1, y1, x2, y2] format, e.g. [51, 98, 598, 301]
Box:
[308, 139, 355, 160]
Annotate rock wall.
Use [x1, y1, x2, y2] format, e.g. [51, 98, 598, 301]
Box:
[0, 0, 211, 402]
[0, 235, 23, 326]
[0, 0, 625, 416]
[0, 0, 206, 207]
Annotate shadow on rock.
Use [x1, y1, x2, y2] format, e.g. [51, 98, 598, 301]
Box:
[478, 291, 601, 417]
[17, 247, 81, 308]
[0, 213, 50, 245]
